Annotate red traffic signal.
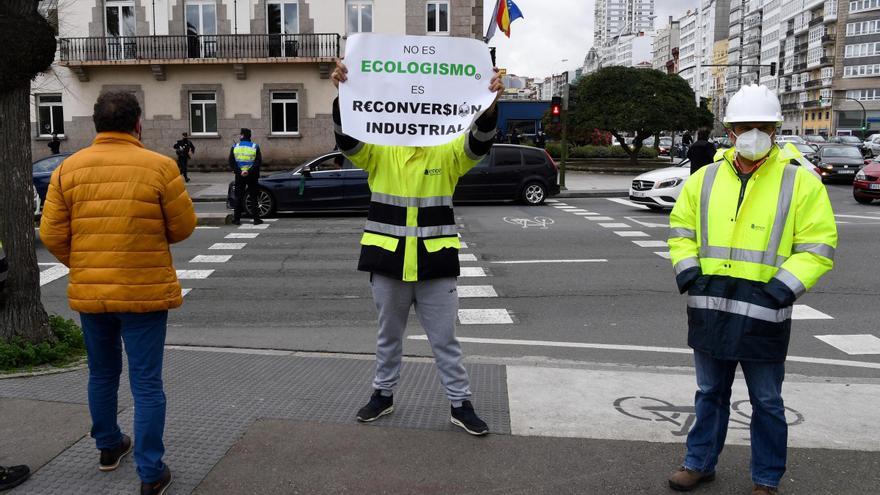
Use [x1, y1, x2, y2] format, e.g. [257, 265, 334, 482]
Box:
[550, 96, 562, 122]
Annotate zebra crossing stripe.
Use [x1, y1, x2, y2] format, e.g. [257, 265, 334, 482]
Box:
[815, 334, 880, 355]
[457, 285, 498, 298]
[458, 309, 513, 324]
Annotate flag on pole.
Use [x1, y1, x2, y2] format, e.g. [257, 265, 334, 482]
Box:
[485, 0, 524, 40]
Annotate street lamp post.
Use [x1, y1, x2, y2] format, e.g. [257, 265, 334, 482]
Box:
[558, 59, 570, 190]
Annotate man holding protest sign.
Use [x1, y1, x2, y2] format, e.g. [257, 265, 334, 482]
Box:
[331, 34, 503, 436]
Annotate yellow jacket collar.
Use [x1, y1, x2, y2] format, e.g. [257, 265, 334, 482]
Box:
[92, 132, 144, 148]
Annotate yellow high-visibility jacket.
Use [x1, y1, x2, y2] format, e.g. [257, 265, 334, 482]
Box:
[669, 144, 837, 361]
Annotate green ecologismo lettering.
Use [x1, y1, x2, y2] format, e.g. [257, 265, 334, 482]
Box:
[361, 60, 479, 79]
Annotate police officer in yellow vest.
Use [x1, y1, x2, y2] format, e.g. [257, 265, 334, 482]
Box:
[331, 59, 503, 436]
[229, 128, 263, 225]
[667, 85, 837, 494]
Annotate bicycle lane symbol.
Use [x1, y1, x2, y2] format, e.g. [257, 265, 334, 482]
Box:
[503, 217, 555, 229]
[614, 396, 805, 438]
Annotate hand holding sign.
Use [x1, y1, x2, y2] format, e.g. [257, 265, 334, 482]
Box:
[336, 34, 502, 147]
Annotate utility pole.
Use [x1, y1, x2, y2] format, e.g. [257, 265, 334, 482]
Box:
[695, 3, 703, 106]
[561, 82, 569, 190]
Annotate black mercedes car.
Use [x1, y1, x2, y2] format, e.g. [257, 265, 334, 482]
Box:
[227, 145, 560, 217]
[811, 144, 865, 183]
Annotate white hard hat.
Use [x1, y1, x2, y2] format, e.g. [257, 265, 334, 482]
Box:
[723, 84, 783, 126]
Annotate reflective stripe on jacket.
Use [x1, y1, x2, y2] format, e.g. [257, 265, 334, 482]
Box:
[233, 142, 258, 172]
[668, 144, 837, 361]
[333, 98, 497, 281]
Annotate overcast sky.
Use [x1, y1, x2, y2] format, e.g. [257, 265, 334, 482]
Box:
[483, 0, 697, 79]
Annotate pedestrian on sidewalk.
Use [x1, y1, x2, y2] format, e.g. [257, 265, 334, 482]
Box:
[509, 128, 520, 144]
[229, 128, 263, 226]
[173, 132, 195, 182]
[48, 132, 62, 155]
[667, 84, 837, 495]
[535, 131, 546, 149]
[686, 128, 717, 175]
[39, 91, 197, 495]
[680, 130, 693, 159]
[331, 59, 504, 436]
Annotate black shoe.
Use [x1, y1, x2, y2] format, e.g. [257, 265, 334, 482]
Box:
[253, 218, 264, 225]
[99, 434, 132, 472]
[230, 218, 241, 226]
[451, 401, 489, 436]
[184, 177, 191, 182]
[356, 390, 394, 422]
[0, 465, 31, 491]
[141, 466, 172, 495]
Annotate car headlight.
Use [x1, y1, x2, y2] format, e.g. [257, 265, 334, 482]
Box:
[656, 178, 683, 189]
[856, 170, 867, 180]
[821, 163, 834, 170]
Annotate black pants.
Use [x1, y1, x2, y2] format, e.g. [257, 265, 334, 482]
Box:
[176, 156, 189, 179]
[233, 173, 260, 221]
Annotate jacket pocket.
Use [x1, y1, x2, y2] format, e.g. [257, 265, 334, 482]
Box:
[422, 236, 460, 253]
[360, 232, 399, 252]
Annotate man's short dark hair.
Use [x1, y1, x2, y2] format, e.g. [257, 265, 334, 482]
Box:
[697, 128, 711, 141]
[240, 128, 252, 140]
[182, 132, 188, 137]
[93, 91, 141, 133]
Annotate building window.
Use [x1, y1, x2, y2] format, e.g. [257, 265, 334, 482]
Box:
[850, 0, 880, 13]
[846, 20, 880, 37]
[347, 0, 372, 34]
[847, 88, 880, 101]
[267, 0, 298, 56]
[826, 112, 830, 119]
[189, 92, 217, 134]
[37, 94, 64, 137]
[845, 42, 880, 58]
[426, 1, 449, 35]
[844, 63, 880, 77]
[270, 91, 299, 134]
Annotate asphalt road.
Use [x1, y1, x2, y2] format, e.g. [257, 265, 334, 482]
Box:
[36, 183, 880, 380]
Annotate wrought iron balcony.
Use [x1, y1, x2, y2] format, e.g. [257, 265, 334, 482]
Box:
[58, 33, 340, 65]
[781, 102, 801, 111]
[820, 55, 835, 66]
[821, 34, 836, 45]
[805, 79, 822, 88]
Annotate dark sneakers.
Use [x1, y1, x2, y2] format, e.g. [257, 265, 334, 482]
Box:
[230, 218, 242, 225]
[450, 401, 489, 436]
[99, 434, 133, 472]
[752, 485, 779, 494]
[668, 467, 716, 491]
[0, 465, 31, 491]
[356, 390, 394, 422]
[141, 466, 172, 495]
[253, 218, 264, 225]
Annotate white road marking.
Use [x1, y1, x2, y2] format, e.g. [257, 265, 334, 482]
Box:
[262, 218, 278, 222]
[225, 233, 259, 239]
[545, 199, 560, 203]
[460, 267, 487, 277]
[239, 224, 270, 230]
[176, 270, 214, 279]
[39, 263, 69, 286]
[614, 231, 650, 237]
[181, 288, 192, 297]
[506, 366, 880, 451]
[459, 253, 478, 262]
[458, 309, 513, 325]
[457, 285, 498, 298]
[554, 206, 577, 209]
[599, 223, 631, 228]
[632, 240, 668, 248]
[195, 226, 220, 229]
[654, 251, 671, 259]
[624, 216, 670, 228]
[585, 216, 615, 221]
[190, 255, 232, 263]
[815, 334, 880, 355]
[491, 259, 607, 264]
[406, 335, 880, 370]
[835, 214, 880, 220]
[606, 197, 650, 210]
[566, 209, 589, 213]
[572, 212, 600, 216]
[459, 241, 469, 249]
[792, 305, 834, 320]
[209, 243, 246, 250]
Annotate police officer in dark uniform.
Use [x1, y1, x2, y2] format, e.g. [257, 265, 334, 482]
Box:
[173, 132, 195, 182]
[229, 128, 262, 225]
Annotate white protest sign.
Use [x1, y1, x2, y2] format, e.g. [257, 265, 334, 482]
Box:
[339, 33, 496, 147]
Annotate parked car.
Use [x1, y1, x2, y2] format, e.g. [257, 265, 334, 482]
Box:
[776, 135, 806, 145]
[33, 153, 72, 215]
[863, 134, 880, 157]
[810, 144, 864, 182]
[227, 145, 561, 216]
[792, 143, 819, 161]
[802, 134, 827, 145]
[853, 159, 880, 204]
[629, 155, 821, 210]
[828, 135, 870, 157]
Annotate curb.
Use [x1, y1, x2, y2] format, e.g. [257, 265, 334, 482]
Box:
[197, 213, 231, 226]
[192, 196, 227, 203]
[0, 359, 88, 380]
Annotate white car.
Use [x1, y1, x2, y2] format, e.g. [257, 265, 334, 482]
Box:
[864, 134, 880, 156]
[777, 135, 806, 145]
[628, 157, 822, 210]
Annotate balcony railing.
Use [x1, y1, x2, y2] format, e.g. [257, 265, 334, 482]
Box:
[820, 55, 835, 65]
[821, 34, 836, 44]
[781, 102, 801, 111]
[59, 33, 340, 64]
[809, 16, 824, 27]
[805, 79, 822, 88]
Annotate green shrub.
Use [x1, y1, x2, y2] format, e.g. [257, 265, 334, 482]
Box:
[0, 316, 86, 372]
[541, 144, 659, 160]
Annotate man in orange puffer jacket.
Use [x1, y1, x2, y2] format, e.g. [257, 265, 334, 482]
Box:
[40, 91, 196, 495]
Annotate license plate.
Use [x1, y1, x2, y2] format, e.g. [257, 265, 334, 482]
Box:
[838, 170, 855, 174]
[631, 191, 646, 198]
[871, 184, 880, 190]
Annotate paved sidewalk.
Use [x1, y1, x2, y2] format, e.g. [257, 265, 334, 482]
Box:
[1, 348, 877, 494]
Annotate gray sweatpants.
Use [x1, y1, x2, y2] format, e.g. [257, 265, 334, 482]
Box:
[370, 273, 472, 404]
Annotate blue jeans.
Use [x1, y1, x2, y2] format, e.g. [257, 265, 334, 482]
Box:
[80, 311, 168, 483]
[683, 351, 787, 488]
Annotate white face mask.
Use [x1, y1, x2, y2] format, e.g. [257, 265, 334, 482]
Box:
[734, 128, 773, 161]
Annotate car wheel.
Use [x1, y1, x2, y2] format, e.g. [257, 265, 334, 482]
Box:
[521, 181, 547, 205]
[246, 188, 276, 217]
[854, 193, 873, 205]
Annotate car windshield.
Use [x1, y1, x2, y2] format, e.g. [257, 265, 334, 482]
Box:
[838, 136, 861, 143]
[804, 135, 826, 142]
[794, 144, 816, 154]
[822, 146, 862, 158]
[33, 155, 66, 174]
[659, 138, 672, 146]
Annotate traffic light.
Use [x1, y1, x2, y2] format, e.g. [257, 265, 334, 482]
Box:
[769, 62, 777, 77]
[551, 96, 562, 124]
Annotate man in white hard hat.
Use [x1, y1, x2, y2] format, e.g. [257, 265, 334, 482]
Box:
[666, 84, 838, 494]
